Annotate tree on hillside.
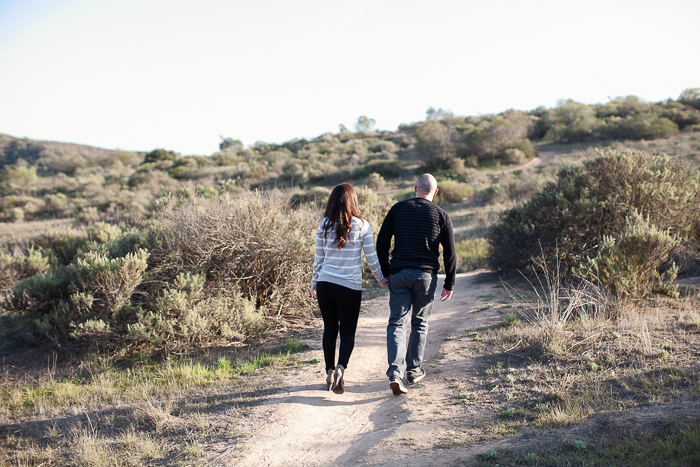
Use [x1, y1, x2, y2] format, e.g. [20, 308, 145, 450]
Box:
[426, 107, 453, 120]
[678, 88, 700, 110]
[355, 116, 376, 133]
[220, 137, 244, 152]
[143, 149, 180, 164]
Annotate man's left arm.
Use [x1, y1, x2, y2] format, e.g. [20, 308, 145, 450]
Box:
[440, 214, 457, 301]
[376, 205, 396, 278]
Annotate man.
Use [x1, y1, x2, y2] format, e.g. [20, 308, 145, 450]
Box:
[377, 173, 456, 396]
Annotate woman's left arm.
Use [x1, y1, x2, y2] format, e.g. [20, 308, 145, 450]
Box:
[311, 226, 325, 294]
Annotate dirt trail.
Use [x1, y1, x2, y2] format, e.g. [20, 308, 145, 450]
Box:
[210, 271, 505, 466]
[492, 150, 556, 176]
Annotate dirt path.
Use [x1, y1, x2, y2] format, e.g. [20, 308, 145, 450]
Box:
[491, 150, 556, 176]
[209, 271, 506, 466]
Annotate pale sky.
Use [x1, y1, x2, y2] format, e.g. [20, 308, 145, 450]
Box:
[1, 0, 698, 156]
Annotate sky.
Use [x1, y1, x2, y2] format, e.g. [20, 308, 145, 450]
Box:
[0, 0, 699, 156]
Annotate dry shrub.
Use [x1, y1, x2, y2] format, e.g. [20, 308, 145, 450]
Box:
[153, 189, 317, 317]
[504, 249, 613, 352]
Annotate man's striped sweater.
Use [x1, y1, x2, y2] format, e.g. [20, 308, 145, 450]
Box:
[376, 197, 457, 291]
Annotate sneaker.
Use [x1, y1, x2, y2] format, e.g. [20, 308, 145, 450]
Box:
[389, 375, 408, 396]
[407, 368, 426, 384]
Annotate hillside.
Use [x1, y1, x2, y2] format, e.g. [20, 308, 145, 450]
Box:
[1, 92, 700, 466]
[1, 90, 699, 224]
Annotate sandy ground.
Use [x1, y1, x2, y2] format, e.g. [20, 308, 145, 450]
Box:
[209, 270, 506, 466]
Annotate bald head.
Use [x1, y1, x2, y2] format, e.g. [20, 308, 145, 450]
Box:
[415, 173, 438, 200]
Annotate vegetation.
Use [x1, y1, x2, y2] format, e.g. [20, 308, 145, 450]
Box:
[1, 190, 322, 353]
[1, 88, 699, 465]
[0, 341, 313, 466]
[1, 89, 698, 224]
[487, 149, 700, 297]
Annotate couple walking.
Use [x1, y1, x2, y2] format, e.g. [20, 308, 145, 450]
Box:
[311, 174, 456, 395]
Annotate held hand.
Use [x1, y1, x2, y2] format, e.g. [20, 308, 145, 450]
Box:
[312, 289, 317, 299]
[379, 280, 388, 288]
[440, 287, 453, 302]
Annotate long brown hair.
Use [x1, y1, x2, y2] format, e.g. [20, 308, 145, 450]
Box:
[322, 183, 362, 249]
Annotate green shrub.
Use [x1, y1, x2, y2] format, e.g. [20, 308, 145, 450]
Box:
[415, 120, 457, 170]
[11, 248, 149, 338]
[1, 247, 49, 278]
[32, 229, 89, 266]
[678, 88, 700, 111]
[487, 150, 700, 288]
[366, 173, 386, 191]
[143, 149, 180, 164]
[453, 238, 488, 272]
[0, 247, 51, 299]
[434, 180, 474, 204]
[127, 273, 268, 349]
[67, 248, 149, 317]
[353, 159, 401, 179]
[502, 148, 527, 165]
[575, 210, 680, 298]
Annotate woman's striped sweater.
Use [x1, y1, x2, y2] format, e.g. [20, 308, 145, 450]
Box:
[311, 217, 386, 291]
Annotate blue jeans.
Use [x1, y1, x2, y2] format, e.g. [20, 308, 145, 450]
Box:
[386, 268, 438, 379]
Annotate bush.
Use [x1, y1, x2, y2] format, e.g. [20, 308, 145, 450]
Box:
[289, 187, 331, 209]
[5, 191, 315, 350]
[575, 210, 680, 298]
[355, 187, 396, 284]
[67, 249, 150, 318]
[127, 273, 269, 349]
[453, 238, 488, 272]
[502, 148, 527, 165]
[415, 120, 457, 170]
[143, 149, 180, 164]
[434, 180, 473, 204]
[353, 159, 401, 179]
[366, 173, 386, 191]
[487, 149, 700, 289]
[153, 190, 317, 316]
[0, 247, 50, 297]
[678, 88, 700, 111]
[10, 248, 149, 338]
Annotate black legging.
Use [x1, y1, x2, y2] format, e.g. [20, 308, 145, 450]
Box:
[316, 281, 362, 371]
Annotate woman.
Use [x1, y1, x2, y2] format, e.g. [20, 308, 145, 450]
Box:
[311, 183, 387, 394]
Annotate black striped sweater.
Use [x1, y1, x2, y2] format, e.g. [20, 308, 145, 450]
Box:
[376, 197, 456, 291]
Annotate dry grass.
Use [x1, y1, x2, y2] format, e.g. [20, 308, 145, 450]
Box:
[450, 285, 700, 444]
[0, 342, 310, 466]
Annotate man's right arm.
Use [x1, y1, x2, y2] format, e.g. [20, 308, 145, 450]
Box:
[376, 205, 396, 278]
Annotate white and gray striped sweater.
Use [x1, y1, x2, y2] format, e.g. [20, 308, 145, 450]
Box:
[311, 217, 386, 291]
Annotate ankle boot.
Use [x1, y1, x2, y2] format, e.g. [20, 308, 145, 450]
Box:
[326, 369, 334, 391]
[332, 364, 345, 394]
